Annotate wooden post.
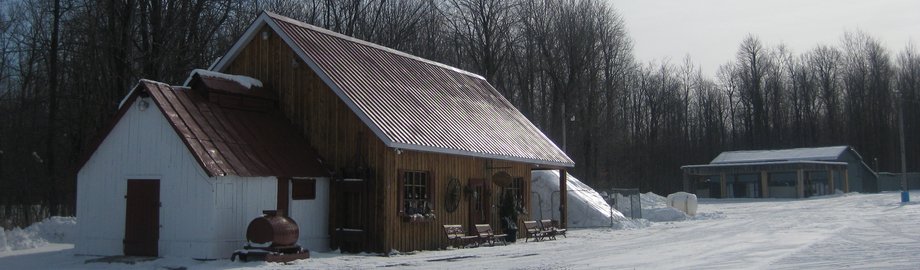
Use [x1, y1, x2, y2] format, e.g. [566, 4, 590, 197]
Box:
[720, 173, 727, 198]
[796, 169, 805, 198]
[761, 171, 769, 198]
[277, 177, 290, 214]
[559, 169, 567, 229]
[844, 169, 850, 193]
[828, 169, 835, 193]
[683, 172, 690, 192]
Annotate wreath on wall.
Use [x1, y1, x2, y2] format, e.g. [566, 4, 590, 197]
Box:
[445, 178, 460, 213]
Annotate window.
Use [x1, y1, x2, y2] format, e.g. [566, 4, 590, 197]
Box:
[399, 171, 432, 216]
[291, 178, 316, 200]
[505, 177, 525, 202]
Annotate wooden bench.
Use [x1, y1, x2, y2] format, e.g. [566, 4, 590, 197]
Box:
[541, 219, 567, 239]
[443, 225, 478, 248]
[523, 220, 549, 242]
[474, 224, 507, 246]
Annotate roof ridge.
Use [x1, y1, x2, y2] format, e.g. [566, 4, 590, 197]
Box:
[724, 145, 847, 153]
[263, 11, 486, 81]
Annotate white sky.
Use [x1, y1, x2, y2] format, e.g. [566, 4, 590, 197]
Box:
[609, 0, 920, 76]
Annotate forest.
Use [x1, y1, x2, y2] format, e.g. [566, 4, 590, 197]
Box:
[1, 0, 919, 227]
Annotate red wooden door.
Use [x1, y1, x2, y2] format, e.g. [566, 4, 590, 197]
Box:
[468, 178, 491, 230]
[124, 179, 159, 257]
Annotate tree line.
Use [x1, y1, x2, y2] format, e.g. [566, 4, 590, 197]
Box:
[1, 0, 918, 226]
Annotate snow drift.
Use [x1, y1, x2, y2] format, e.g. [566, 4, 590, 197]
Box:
[639, 192, 689, 222]
[0, 217, 76, 253]
[531, 170, 628, 227]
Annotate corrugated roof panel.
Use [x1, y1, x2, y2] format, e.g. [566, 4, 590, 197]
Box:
[139, 80, 328, 177]
[266, 13, 572, 167]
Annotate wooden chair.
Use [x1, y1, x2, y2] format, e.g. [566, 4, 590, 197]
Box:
[474, 224, 507, 246]
[540, 219, 567, 239]
[523, 220, 548, 242]
[443, 225, 478, 248]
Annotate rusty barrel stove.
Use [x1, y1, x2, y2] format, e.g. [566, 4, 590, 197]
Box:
[247, 210, 300, 248]
[232, 210, 310, 262]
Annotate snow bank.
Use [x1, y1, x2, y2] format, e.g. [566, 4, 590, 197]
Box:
[641, 192, 668, 208]
[531, 170, 628, 228]
[639, 192, 689, 222]
[0, 217, 76, 253]
[642, 207, 689, 222]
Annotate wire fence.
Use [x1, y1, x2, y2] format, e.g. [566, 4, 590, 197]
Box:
[608, 188, 642, 219]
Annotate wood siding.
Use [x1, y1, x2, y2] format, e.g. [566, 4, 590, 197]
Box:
[390, 150, 533, 251]
[225, 27, 390, 252]
[223, 27, 536, 252]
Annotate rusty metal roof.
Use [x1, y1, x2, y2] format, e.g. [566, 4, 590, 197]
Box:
[214, 12, 573, 167]
[79, 78, 329, 178]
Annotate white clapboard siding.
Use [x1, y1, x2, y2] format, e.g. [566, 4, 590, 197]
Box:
[288, 178, 331, 252]
[76, 98, 276, 259]
[212, 175, 276, 257]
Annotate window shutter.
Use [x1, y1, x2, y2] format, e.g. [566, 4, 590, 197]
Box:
[292, 179, 316, 200]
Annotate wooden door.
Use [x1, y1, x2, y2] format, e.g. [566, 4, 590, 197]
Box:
[332, 178, 367, 253]
[124, 179, 159, 257]
[468, 178, 490, 230]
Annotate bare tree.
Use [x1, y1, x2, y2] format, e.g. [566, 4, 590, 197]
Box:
[896, 43, 920, 170]
[807, 44, 843, 142]
[442, 0, 517, 93]
[736, 35, 770, 148]
[841, 31, 895, 172]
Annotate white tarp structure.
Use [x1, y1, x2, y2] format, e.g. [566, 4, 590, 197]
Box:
[531, 170, 627, 227]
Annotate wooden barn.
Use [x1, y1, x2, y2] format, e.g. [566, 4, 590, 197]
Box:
[76, 11, 573, 259]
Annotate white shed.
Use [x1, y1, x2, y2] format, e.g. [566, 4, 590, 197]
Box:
[76, 74, 330, 259]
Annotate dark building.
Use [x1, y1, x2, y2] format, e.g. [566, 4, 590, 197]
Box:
[682, 146, 877, 199]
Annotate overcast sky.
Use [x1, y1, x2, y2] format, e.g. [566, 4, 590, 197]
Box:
[608, 0, 920, 76]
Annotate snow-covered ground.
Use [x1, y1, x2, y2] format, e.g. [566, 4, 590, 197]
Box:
[3, 192, 919, 269]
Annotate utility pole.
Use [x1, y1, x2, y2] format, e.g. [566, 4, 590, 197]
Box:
[899, 95, 910, 203]
[562, 103, 566, 152]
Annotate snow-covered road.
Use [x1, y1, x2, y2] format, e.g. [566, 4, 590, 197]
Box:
[2, 192, 919, 269]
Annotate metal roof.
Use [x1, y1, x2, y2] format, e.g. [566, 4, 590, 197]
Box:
[213, 11, 573, 168]
[129, 79, 328, 177]
[683, 160, 848, 169]
[682, 160, 850, 176]
[710, 146, 850, 164]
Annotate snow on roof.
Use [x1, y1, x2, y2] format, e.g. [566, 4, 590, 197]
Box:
[190, 69, 263, 89]
[683, 160, 848, 169]
[711, 146, 850, 164]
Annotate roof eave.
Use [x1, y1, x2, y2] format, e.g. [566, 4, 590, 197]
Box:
[391, 142, 574, 168]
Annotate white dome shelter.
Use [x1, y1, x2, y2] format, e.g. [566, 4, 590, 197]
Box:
[531, 170, 627, 228]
